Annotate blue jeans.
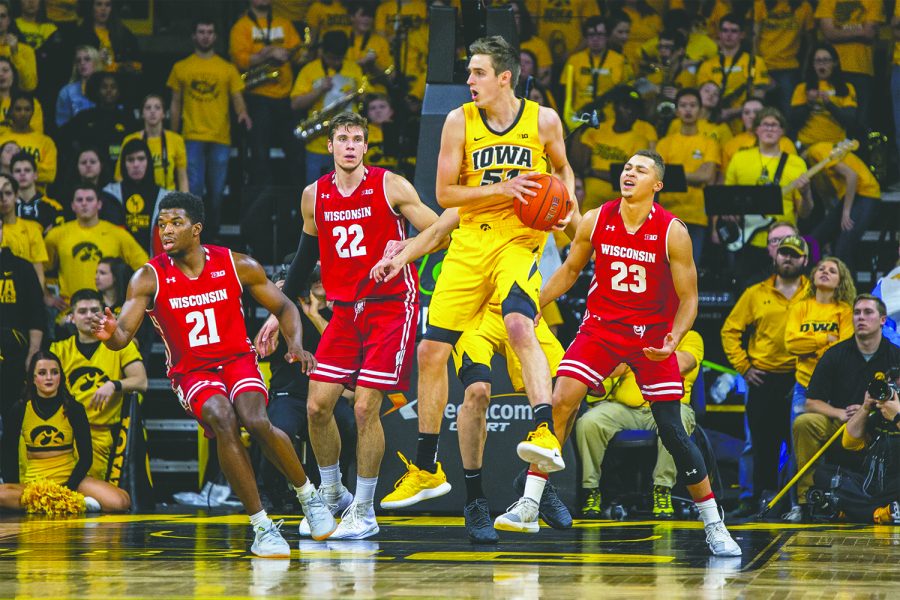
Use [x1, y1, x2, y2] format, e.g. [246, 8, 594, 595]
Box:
[186, 141, 230, 235]
[892, 66, 900, 164]
[791, 382, 807, 424]
[810, 194, 878, 268]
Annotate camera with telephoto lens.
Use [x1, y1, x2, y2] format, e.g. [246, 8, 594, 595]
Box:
[867, 368, 900, 402]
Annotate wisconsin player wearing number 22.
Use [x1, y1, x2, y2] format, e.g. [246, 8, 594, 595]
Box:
[258, 112, 439, 540]
[90, 192, 338, 558]
[540, 150, 742, 557]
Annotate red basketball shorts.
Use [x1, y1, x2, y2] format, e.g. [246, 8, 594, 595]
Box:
[310, 298, 418, 391]
[557, 316, 684, 401]
[171, 353, 269, 437]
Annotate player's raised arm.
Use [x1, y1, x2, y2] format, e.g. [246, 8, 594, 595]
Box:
[234, 251, 316, 373]
[539, 208, 599, 308]
[435, 107, 542, 208]
[370, 208, 460, 283]
[90, 266, 156, 350]
[281, 184, 320, 303]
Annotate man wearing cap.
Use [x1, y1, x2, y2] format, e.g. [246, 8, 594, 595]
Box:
[721, 234, 810, 506]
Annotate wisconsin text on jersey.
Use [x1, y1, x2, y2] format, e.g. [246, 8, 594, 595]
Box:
[168, 289, 229, 309]
[600, 244, 658, 264]
[322, 206, 373, 222]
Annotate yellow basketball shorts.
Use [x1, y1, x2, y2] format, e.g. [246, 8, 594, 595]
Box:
[426, 222, 545, 342]
[452, 306, 565, 392]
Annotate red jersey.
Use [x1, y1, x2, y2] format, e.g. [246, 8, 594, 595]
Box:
[314, 167, 417, 303]
[146, 245, 254, 377]
[586, 199, 681, 327]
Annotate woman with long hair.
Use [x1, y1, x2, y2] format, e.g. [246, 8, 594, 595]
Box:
[788, 42, 857, 147]
[0, 56, 42, 129]
[0, 138, 19, 174]
[114, 93, 188, 192]
[73, 0, 140, 75]
[510, 0, 551, 87]
[94, 256, 131, 314]
[0, 351, 131, 513]
[55, 44, 101, 127]
[785, 256, 856, 418]
[0, 0, 36, 91]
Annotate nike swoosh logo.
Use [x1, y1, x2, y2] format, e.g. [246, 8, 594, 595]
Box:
[474, 136, 486, 142]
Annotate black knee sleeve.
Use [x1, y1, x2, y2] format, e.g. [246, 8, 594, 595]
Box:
[651, 401, 707, 485]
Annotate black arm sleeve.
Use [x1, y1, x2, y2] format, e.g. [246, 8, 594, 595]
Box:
[282, 232, 320, 301]
[825, 102, 857, 133]
[5, 402, 26, 483]
[64, 403, 93, 491]
[20, 260, 46, 333]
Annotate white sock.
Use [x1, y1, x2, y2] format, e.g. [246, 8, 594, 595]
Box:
[523, 472, 547, 504]
[249, 509, 272, 530]
[319, 463, 341, 488]
[355, 476, 378, 505]
[696, 498, 722, 526]
[293, 479, 315, 501]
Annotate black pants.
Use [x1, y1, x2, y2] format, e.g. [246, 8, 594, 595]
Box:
[814, 463, 898, 523]
[245, 95, 299, 187]
[746, 371, 794, 498]
[0, 330, 28, 482]
[256, 392, 357, 502]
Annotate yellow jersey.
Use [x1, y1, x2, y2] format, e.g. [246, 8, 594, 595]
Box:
[791, 81, 858, 146]
[458, 98, 548, 226]
[784, 297, 853, 387]
[21, 401, 75, 453]
[656, 131, 721, 226]
[807, 142, 881, 200]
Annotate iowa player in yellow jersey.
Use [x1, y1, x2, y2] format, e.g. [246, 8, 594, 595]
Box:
[383, 36, 578, 537]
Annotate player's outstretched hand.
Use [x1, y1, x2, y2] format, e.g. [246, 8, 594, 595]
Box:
[369, 256, 404, 283]
[254, 314, 280, 358]
[287, 347, 317, 374]
[90, 307, 118, 341]
[383, 238, 410, 260]
[643, 332, 676, 361]
[499, 171, 542, 203]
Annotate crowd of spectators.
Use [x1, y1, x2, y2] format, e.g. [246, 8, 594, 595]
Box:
[0, 0, 899, 523]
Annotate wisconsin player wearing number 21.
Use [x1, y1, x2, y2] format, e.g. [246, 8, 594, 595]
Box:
[540, 150, 742, 557]
[90, 192, 337, 558]
[258, 112, 439, 540]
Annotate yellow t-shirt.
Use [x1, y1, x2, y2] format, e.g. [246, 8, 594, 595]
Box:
[641, 31, 719, 65]
[815, 0, 884, 76]
[597, 330, 705, 407]
[529, 0, 601, 66]
[754, 0, 814, 71]
[273, 0, 312, 22]
[306, 1, 352, 37]
[724, 147, 809, 246]
[166, 54, 244, 146]
[785, 298, 853, 387]
[561, 48, 630, 110]
[807, 142, 881, 200]
[0, 130, 57, 185]
[0, 96, 44, 133]
[15, 19, 59, 50]
[458, 98, 548, 227]
[346, 31, 391, 95]
[290, 59, 364, 155]
[666, 118, 733, 147]
[0, 218, 47, 263]
[229, 13, 301, 99]
[44, 220, 149, 299]
[722, 131, 796, 173]
[521, 36, 553, 73]
[0, 43, 37, 92]
[50, 336, 142, 427]
[114, 130, 188, 190]
[696, 52, 771, 111]
[656, 131, 721, 227]
[579, 121, 650, 211]
[622, 6, 662, 72]
[375, 0, 428, 39]
[790, 81, 858, 146]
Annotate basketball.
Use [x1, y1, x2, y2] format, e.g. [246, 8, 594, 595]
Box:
[514, 174, 571, 231]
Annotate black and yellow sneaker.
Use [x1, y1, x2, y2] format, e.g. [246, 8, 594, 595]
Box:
[652, 485, 674, 519]
[581, 489, 602, 518]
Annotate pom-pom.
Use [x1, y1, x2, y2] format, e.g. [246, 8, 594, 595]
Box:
[22, 480, 86, 516]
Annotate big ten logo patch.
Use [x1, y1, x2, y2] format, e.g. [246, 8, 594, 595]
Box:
[72, 242, 102, 263]
[126, 194, 150, 232]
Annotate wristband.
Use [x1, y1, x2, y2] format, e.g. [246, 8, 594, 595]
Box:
[112, 380, 123, 392]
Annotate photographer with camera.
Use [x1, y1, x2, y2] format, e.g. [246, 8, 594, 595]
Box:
[791, 294, 900, 522]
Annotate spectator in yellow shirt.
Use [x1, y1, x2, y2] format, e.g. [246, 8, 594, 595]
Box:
[0, 57, 43, 131]
[788, 43, 857, 148]
[531, 0, 600, 69]
[622, 0, 662, 73]
[807, 140, 881, 268]
[656, 87, 720, 266]
[345, 3, 391, 97]
[114, 94, 188, 193]
[815, 0, 882, 129]
[0, 91, 56, 186]
[576, 330, 703, 519]
[168, 18, 250, 239]
[230, 0, 302, 186]
[0, 2, 37, 92]
[752, 0, 815, 116]
[15, 0, 59, 52]
[0, 173, 47, 290]
[306, 0, 351, 45]
[511, 0, 551, 88]
[639, 9, 718, 71]
[785, 256, 855, 420]
[374, 0, 427, 43]
[722, 234, 810, 504]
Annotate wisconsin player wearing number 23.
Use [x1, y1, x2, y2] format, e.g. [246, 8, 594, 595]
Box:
[90, 192, 338, 558]
[540, 150, 742, 557]
[259, 112, 440, 540]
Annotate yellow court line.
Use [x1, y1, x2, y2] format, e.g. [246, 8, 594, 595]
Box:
[405, 551, 675, 564]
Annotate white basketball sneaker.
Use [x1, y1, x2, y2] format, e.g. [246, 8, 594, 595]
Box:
[330, 500, 379, 540]
[299, 483, 353, 537]
[250, 519, 291, 558]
